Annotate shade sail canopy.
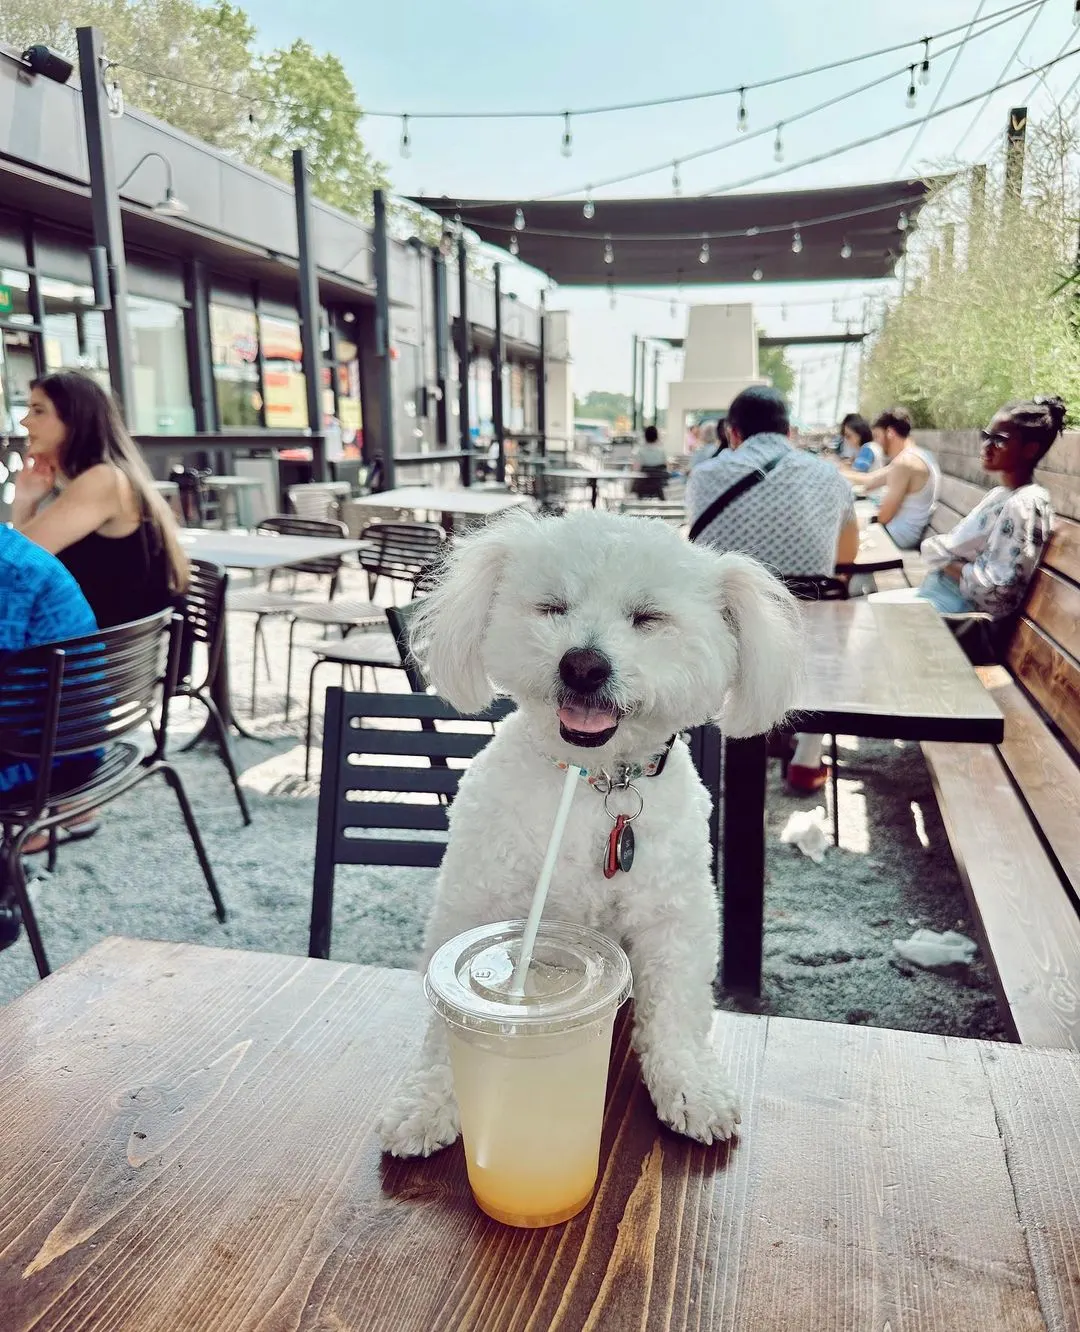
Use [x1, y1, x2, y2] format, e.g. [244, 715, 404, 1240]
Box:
[411, 180, 932, 286]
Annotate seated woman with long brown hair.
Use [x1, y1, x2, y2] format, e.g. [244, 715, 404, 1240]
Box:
[12, 371, 188, 627]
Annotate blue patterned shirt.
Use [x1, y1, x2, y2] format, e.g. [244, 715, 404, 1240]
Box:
[0, 526, 98, 793]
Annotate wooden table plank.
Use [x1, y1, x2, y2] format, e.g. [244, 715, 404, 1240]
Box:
[3, 939, 1078, 1331]
[837, 520, 905, 575]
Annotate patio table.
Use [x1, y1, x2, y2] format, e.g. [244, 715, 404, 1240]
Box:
[541, 468, 634, 509]
[837, 518, 905, 576]
[721, 598, 1004, 995]
[2, 937, 1076, 1331]
[348, 486, 528, 531]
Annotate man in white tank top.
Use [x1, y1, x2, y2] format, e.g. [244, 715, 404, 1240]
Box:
[858, 406, 940, 549]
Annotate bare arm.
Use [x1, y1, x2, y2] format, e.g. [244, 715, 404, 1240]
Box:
[858, 464, 890, 494]
[835, 516, 860, 568]
[15, 464, 121, 555]
[874, 461, 913, 527]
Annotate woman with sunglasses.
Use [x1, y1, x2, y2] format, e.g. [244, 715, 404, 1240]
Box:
[916, 395, 1064, 618]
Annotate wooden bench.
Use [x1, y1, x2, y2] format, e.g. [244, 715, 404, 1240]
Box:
[917, 501, 1080, 1049]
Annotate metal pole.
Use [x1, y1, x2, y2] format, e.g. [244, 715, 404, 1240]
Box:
[293, 150, 326, 481]
[638, 340, 647, 431]
[371, 188, 396, 492]
[492, 262, 505, 483]
[651, 347, 660, 428]
[77, 26, 134, 421]
[456, 233, 472, 486]
[537, 289, 547, 456]
[833, 325, 851, 425]
[184, 258, 216, 432]
[630, 334, 639, 431]
[432, 248, 450, 446]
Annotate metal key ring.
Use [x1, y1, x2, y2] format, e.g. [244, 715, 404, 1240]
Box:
[604, 781, 643, 823]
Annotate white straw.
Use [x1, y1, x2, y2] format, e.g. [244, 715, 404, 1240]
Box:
[511, 763, 582, 996]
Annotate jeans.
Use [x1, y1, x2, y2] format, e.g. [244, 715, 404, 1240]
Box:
[917, 569, 976, 614]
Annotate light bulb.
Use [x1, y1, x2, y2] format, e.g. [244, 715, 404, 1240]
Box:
[897, 210, 909, 231]
[737, 86, 748, 133]
[583, 192, 595, 220]
[791, 229, 803, 255]
[509, 234, 519, 257]
[604, 235, 614, 265]
[840, 238, 853, 260]
[698, 236, 710, 265]
[561, 112, 573, 157]
[1075, 0, 1080, 26]
[513, 207, 525, 232]
[920, 37, 931, 85]
[752, 264, 763, 282]
[672, 160, 682, 196]
[773, 124, 784, 163]
[905, 66, 917, 110]
[400, 115, 411, 158]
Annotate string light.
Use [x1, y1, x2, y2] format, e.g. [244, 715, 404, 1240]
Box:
[509, 233, 519, 257]
[400, 114, 411, 157]
[752, 262, 763, 281]
[672, 160, 682, 196]
[604, 234, 615, 265]
[513, 207, 526, 231]
[905, 65, 917, 109]
[840, 238, 853, 259]
[832, 301, 841, 321]
[773, 123, 784, 162]
[791, 228, 804, 254]
[919, 36, 932, 85]
[583, 190, 595, 220]
[608, 279, 617, 310]
[1074, 0, 1080, 26]
[698, 235, 710, 264]
[737, 86, 748, 132]
[897, 209, 909, 231]
[561, 111, 573, 157]
[670, 296, 678, 318]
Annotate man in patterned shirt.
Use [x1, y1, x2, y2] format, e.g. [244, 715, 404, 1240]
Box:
[1, 524, 98, 946]
[686, 386, 859, 791]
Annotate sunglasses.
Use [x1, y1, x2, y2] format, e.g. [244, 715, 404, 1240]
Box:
[979, 429, 1012, 448]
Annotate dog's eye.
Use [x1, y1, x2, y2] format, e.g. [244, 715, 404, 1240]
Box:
[537, 601, 568, 616]
[631, 609, 667, 629]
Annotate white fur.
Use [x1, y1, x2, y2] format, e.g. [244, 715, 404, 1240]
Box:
[378, 509, 801, 1157]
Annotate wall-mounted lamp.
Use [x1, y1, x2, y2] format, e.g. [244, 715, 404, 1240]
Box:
[118, 151, 188, 215]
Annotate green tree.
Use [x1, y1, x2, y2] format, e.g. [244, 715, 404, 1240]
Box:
[249, 40, 386, 214]
[573, 390, 633, 425]
[758, 343, 795, 399]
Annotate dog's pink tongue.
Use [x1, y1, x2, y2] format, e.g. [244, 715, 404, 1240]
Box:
[558, 703, 618, 734]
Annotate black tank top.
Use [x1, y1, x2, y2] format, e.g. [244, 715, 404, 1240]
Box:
[59, 523, 172, 629]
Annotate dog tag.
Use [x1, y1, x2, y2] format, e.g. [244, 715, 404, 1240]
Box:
[604, 815, 636, 878]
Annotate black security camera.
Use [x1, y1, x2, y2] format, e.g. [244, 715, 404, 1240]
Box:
[22, 45, 75, 85]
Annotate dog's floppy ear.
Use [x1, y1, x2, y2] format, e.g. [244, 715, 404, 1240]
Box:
[409, 510, 531, 712]
[714, 553, 802, 737]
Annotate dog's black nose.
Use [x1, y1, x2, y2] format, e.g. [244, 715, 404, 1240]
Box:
[559, 647, 612, 695]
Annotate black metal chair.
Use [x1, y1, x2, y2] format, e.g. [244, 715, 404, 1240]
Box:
[177, 559, 252, 825]
[0, 610, 226, 978]
[357, 521, 446, 601]
[781, 574, 850, 843]
[308, 689, 514, 959]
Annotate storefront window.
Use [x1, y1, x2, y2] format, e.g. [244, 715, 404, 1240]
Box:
[210, 304, 261, 428]
[0, 269, 33, 326]
[129, 295, 194, 434]
[41, 278, 108, 381]
[261, 315, 308, 430]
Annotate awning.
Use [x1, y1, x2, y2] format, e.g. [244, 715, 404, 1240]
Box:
[410, 179, 933, 286]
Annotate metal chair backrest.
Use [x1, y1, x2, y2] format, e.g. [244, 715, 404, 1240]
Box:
[358, 521, 445, 589]
[0, 609, 178, 814]
[257, 514, 348, 582]
[329, 458, 370, 494]
[178, 559, 227, 692]
[782, 575, 849, 602]
[385, 600, 428, 692]
[288, 486, 340, 522]
[310, 689, 514, 958]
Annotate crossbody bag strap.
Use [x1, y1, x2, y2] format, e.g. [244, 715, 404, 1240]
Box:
[688, 452, 787, 543]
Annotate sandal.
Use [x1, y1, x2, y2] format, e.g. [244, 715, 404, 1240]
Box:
[21, 819, 101, 856]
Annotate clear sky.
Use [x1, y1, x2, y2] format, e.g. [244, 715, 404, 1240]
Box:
[246, 0, 1080, 422]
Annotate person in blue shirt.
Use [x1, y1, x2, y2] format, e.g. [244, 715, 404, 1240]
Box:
[1, 525, 99, 948]
[842, 414, 884, 473]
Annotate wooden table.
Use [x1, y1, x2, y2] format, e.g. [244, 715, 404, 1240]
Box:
[722, 599, 1005, 995]
[4, 938, 1078, 1332]
[177, 529, 368, 742]
[348, 486, 528, 529]
[838, 519, 905, 576]
[541, 468, 633, 509]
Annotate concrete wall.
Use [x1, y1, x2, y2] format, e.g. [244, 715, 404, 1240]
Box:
[666, 304, 767, 440]
[544, 310, 573, 453]
[922, 428, 1080, 524]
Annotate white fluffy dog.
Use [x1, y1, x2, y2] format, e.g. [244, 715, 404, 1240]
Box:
[379, 508, 800, 1158]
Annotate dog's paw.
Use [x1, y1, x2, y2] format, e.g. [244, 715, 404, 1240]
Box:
[646, 1060, 741, 1144]
[377, 1063, 460, 1158]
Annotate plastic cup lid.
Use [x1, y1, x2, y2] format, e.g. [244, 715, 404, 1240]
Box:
[425, 919, 632, 1037]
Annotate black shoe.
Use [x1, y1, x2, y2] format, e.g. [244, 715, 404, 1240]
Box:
[0, 898, 22, 951]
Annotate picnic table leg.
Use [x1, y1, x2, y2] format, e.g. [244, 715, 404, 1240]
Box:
[590, 479, 600, 509]
[721, 733, 767, 996]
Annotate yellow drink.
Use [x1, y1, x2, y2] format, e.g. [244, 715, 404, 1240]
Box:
[426, 920, 631, 1229]
[448, 1017, 615, 1227]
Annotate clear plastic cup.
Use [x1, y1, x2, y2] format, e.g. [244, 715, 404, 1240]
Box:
[425, 919, 632, 1228]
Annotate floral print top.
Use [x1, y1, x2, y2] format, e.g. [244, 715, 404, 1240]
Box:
[920, 483, 1053, 619]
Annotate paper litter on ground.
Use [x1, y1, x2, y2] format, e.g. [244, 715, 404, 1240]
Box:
[892, 928, 978, 969]
[779, 807, 830, 862]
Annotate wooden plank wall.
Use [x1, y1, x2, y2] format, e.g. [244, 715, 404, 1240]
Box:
[921, 429, 1080, 758]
